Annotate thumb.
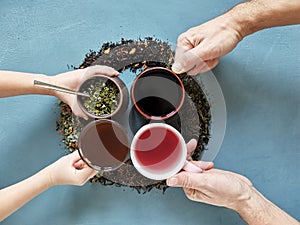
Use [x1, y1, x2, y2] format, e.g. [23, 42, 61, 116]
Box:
[172, 49, 201, 74]
[172, 43, 211, 74]
[172, 43, 218, 75]
[70, 98, 89, 120]
[84, 65, 119, 78]
[167, 172, 199, 188]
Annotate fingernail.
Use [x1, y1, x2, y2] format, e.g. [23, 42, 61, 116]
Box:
[172, 62, 184, 74]
[167, 177, 178, 186]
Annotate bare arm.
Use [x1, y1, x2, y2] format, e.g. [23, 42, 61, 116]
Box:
[0, 151, 96, 222]
[235, 187, 299, 225]
[173, 0, 300, 75]
[0, 66, 118, 119]
[231, 0, 300, 37]
[167, 164, 299, 225]
[0, 168, 51, 221]
[0, 71, 53, 97]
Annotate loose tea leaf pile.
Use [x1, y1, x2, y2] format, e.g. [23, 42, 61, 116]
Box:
[82, 80, 119, 116]
[56, 37, 211, 194]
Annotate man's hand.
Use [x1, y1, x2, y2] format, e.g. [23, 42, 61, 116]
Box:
[172, 15, 243, 75]
[167, 163, 300, 225]
[172, 0, 300, 76]
[167, 163, 253, 210]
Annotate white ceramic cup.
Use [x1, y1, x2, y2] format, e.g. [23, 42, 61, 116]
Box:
[130, 123, 202, 180]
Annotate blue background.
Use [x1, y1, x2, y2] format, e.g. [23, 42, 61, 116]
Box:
[0, 0, 299, 224]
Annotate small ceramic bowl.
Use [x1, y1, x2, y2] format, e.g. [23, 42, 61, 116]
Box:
[77, 75, 129, 119]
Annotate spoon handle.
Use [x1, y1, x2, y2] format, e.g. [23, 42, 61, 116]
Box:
[33, 80, 90, 98]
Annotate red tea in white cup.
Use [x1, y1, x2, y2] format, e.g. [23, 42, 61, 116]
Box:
[131, 123, 201, 180]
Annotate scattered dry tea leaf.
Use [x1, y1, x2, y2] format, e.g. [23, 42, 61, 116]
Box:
[129, 48, 136, 55]
[103, 48, 110, 54]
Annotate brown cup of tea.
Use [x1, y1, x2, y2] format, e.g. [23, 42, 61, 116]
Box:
[78, 119, 130, 172]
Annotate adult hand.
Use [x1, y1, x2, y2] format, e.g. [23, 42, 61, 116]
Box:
[44, 151, 97, 186]
[167, 163, 253, 210]
[51, 65, 119, 119]
[185, 139, 214, 172]
[172, 15, 243, 75]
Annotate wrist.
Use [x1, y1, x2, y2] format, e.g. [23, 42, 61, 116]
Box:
[225, 0, 300, 38]
[34, 74, 57, 96]
[232, 186, 265, 215]
[45, 75, 59, 97]
[225, 2, 260, 38]
[40, 166, 57, 188]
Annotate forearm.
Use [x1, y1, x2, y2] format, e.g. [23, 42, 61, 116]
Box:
[0, 71, 55, 97]
[0, 168, 52, 222]
[234, 187, 299, 225]
[225, 0, 300, 38]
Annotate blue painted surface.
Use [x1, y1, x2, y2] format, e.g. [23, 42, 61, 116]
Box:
[0, 0, 299, 224]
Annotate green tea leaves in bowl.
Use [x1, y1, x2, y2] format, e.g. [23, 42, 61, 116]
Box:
[78, 76, 121, 118]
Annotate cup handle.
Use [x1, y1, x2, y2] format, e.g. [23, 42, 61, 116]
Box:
[183, 160, 203, 173]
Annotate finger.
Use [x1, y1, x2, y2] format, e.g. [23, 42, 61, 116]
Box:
[167, 172, 201, 188]
[183, 161, 203, 173]
[186, 139, 197, 156]
[71, 101, 89, 120]
[188, 160, 214, 170]
[172, 50, 200, 74]
[84, 65, 119, 78]
[74, 159, 85, 169]
[186, 61, 207, 75]
[190, 58, 219, 74]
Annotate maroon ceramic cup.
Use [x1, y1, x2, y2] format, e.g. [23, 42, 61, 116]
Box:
[131, 67, 185, 121]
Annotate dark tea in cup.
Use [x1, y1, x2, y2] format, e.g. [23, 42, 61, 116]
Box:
[78, 119, 130, 171]
[131, 67, 185, 120]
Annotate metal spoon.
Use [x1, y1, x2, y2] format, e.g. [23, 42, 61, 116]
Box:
[34, 80, 90, 98]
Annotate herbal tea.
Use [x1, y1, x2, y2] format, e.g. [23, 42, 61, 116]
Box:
[78, 77, 120, 117]
[133, 126, 182, 172]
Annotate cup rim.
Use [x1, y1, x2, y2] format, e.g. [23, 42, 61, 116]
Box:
[78, 119, 130, 172]
[130, 123, 187, 180]
[131, 67, 185, 120]
[77, 75, 124, 119]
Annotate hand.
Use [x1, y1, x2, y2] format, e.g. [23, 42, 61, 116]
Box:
[44, 151, 97, 186]
[167, 163, 253, 210]
[184, 139, 214, 172]
[50, 65, 119, 119]
[172, 15, 243, 75]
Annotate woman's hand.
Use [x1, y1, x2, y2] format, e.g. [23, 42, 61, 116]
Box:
[44, 151, 97, 186]
[50, 65, 119, 119]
